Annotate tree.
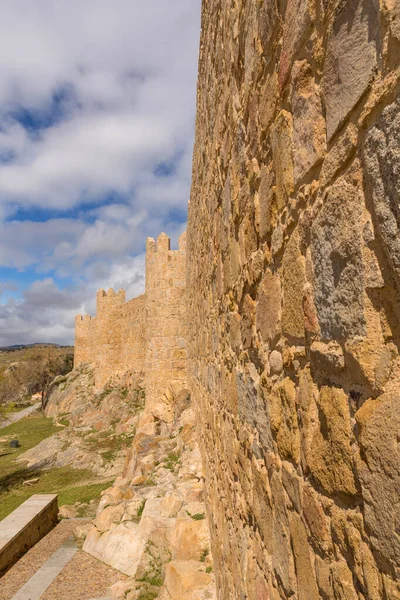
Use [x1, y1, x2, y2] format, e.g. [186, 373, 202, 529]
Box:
[0, 346, 73, 412]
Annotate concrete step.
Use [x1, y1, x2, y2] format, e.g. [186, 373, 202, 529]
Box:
[0, 494, 58, 576]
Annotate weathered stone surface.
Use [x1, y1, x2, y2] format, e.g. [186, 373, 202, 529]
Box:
[84, 521, 143, 576]
[282, 229, 306, 339]
[363, 98, 400, 294]
[279, 0, 313, 90]
[291, 60, 326, 182]
[311, 175, 365, 340]
[270, 378, 300, 463]
[237, 368, 273, 452]
[94, 504, 125, 533]
[256, 270, 281, 343]
[271, 110, 294, 210]
[289, 513, 320, 600]
[302, 485, 331, 552]
[310, 340, 345, 372]
[307, 386, 358, 496]
[322, 0, 381, 139]
[270, 471, 297, 595]
[258, 164, 277, 239]
[330, 560, 359, 600]
[269, 350, 283, 374]
[320, 124, 357, 187]
[171, 518, 210, 562]
[163, 561, 215, 600]
[356, 392, 400, 577]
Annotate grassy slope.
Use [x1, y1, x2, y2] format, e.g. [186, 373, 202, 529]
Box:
[0, 414, 111, 520]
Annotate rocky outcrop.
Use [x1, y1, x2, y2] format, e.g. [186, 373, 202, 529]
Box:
[187, 0, 400, 598]
[18, 365, 145, 478]
[83, 387, 216, 600]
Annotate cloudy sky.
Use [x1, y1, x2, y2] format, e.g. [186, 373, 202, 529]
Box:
[0, 0, 201, 346]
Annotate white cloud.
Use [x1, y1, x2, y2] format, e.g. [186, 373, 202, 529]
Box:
[0, 255, 147, 346]
[0, 1, 200, 211]
[0, 0, 200, 344]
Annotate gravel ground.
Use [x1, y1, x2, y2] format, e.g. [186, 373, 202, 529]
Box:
[0, 519, 125, 600]
[41, 549, 125, 600]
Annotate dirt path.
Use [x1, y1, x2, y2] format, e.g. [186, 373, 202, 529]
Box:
[0, 404, 41, 430]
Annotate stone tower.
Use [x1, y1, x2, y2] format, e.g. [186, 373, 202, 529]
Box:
[144, 231, 187, 408]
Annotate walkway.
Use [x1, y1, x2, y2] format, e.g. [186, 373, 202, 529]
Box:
[0, 520, 124, 600]
[0, 404, 41, 430]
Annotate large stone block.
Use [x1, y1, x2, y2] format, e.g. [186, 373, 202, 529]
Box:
[256, 270, 282, 343]
[271, 110, 294, 210]
[282, 229, 306, 340]
[270, 471, 297, 595]
[363, 98, 400, 294]
[291, 60, 326, 182]
[321, 0, 380, 140]
[311, 174, 365, 340]
[258, 163, 277, 239]
[270, 378, 300, 463]
[355, 391, 400, 577]
[279, 0, 313, 89]
[290, 513, 320, 600]
[306, 386, 358, 496]
[164, 560, 214, 599]
[237, 369, 273, 452]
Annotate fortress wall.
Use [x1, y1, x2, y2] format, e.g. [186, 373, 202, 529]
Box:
[74, 314, 95, 366]
[75, 291, 145, 387]
[144, 232, 187, 409]
[120, 294, 146, 375]
[74, 233, 187, 398]
[94, 289, 127, 389]
[187, 1, 400, 599]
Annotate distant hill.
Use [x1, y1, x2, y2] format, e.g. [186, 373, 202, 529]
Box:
[0, 343, 73, 352]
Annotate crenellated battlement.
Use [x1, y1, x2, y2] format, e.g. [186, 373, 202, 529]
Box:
[96, 288, 126, 299]
[146, 232, 186, 254]
[74, 232, 187, 395]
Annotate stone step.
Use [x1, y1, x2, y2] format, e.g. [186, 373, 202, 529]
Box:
[0, 494, 58, 576]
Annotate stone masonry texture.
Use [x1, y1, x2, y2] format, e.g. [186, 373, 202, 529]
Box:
[187, 0, 400, 599]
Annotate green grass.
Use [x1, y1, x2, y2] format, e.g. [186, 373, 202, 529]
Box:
[200, 548, 209, 562]
[164, 452, 180, 471]
[186, 510, 205, 521]
[0, 414, 59, 472]
[138, 574, 163, 587]
[137, 591, 158, 600]
[94, 432, 134, 462]
[0, 414, 112, 520]
[58, 481, 111, 510]
[7, 402, 32, 413]
[135, 500, 146, 521]
[0, 463, 112, 520]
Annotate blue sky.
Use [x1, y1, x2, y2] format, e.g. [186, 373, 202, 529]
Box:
[0, 0, 201, 346]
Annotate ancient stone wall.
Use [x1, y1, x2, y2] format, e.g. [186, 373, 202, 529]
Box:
[94, 289, 127, 389]
[74, 314, 95, 366]
[145, 232, 187, 408]
[75, 233, 186, 398]
[187, 0, 400, 598]
[120, 295, 146, 375]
